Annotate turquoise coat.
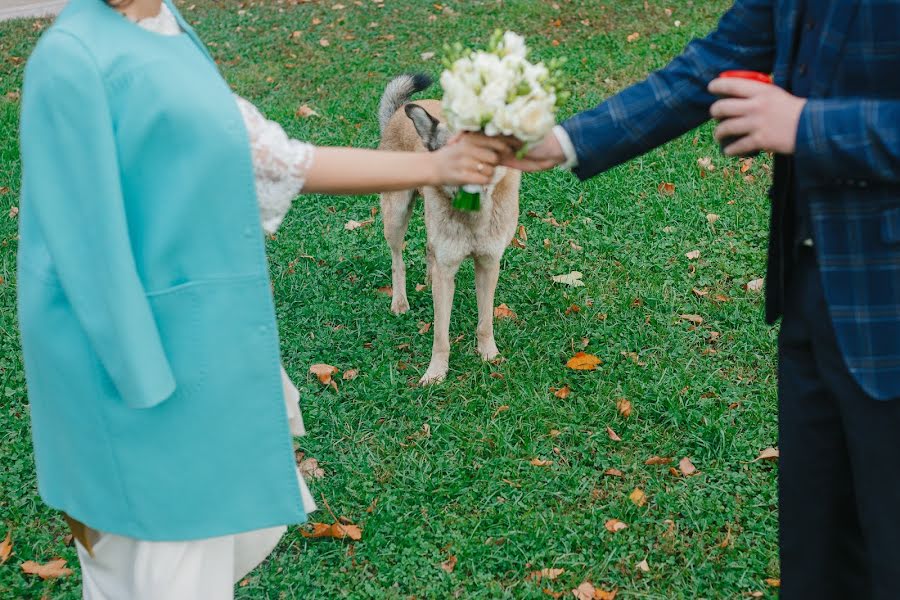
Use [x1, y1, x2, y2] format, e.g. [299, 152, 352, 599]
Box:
[17, 0, 306, 540]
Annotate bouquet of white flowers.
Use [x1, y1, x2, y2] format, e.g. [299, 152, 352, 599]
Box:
[441, 30, 569, 211]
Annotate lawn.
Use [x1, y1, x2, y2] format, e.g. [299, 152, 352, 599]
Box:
[0, 0, 781, 598]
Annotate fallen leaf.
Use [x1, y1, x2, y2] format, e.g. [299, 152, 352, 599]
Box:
[604, 518, 627, 533]
[606, 426, 621, 442]
[415, 283, 427, 292]
[530, 458, 553, 467]
[528, 568, 565, 582]
[644, 456, 672, 465]
[494, 304, 517, 319]
[319, 38, 330, 47]
[621, 351, 647, 367]
[296, 104, 319, 118]
[553, 385, 571, 399]
[492, 405, 510, 418]
[685, 250, 701, 260]
[20, 559, 72, 580]
[311, 17, 322, 24]
[344, 218, 373, 230]
[706, 213, 720, 225]
[511, 237, 526, 249]
[0, 186, 9, 195]
[636, 559, 650, 573]
[692, 287, 709, 297]
[679, 457, 698, 476]
[698, 156, 715, 171]
[342, 369, 359, 381]
[418, 321, 432, 334]
[0, 531, 11, 564]
[301, 521, 362, 541]
[5, 91, 20, 102]
[544, 590, 564, 599]
[604, 467, 623, 477]
[567, 352, 601, 371]
[569, 240, 583, 251]
[440, 554, 457, 573]
[765, 578, 781, 588]
[297, 457, 325, 479]
[740, 157, 754, 173]
[658, 181, 675, 195]
[309, 364, 339, 386]
[626, 32, 640, 42]
[332, 2, 345, 8]
[9, 206, 18, 219]
[549, 429, 562, 438]
[376, 285, 393, 296]
[420, 51, 435, 60]
[518, 224, 527, 241]
[573, 581, 596, 600]
[629, 488, 647, 507]
[596, 589, 618, 600]
[551, 271, 584, 287]
[616, 398, 632, 418]
[754, 447, 779, 462]
[746, 278, 764, 292]
[565, 304, 581, 316]
[680, 314, 704, 325]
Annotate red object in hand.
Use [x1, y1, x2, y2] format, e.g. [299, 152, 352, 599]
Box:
[718, 70, 773, 84]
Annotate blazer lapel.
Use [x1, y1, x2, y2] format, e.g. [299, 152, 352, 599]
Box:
[810, 0, 862, 97]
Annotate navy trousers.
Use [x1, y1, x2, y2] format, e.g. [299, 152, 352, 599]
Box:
[779, 247, 900, 599]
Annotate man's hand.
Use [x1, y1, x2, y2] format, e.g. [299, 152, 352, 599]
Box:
[708, 78, 808, 156]
[501, 132, 566, 172]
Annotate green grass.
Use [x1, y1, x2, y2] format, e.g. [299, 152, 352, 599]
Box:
[0, 1, 780, 598]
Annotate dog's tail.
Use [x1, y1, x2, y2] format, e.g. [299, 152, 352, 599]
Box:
[378, 73, 433, 133]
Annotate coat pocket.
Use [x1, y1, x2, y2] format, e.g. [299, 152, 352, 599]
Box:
[882, 208, 900, 244]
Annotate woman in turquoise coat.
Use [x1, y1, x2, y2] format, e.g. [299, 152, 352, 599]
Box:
[17, 0, 509, 596]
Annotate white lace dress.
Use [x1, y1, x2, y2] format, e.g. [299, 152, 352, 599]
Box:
[137, 4, 316, 514]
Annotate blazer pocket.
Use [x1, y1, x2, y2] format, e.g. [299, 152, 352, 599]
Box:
[882, 208, 900, 244]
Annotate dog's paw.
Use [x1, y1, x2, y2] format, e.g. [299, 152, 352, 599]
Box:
[390, 296, 410, 315]
[478, 340, 500, 361]
[419, 366, 448, 386]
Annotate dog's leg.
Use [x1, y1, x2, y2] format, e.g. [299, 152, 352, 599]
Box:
[474, 255, 501, 361]
[381, 190, 416, 314]
[420, 260, 459, 385]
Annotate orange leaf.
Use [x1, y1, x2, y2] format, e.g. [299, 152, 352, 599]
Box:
[740, 157, 754, 173]
[765, 578, 781, 588]
[440, 554, 457, 573]
[604, 467, 623, 477]
[616, 398, 632, 418]
[552, 385, 571, 399]
[301, 522, 362, 541]
[604, 518, 627, 533]
[629, 488, 647, 507]
[511, 237, 526, 249]
[20, 559, 72, 580]
[0, 531, 11, 564]
[566, 352, 601, 371]
[754, 447, 779, 462]
[606, 426, 621, 442]
[565, 304, 581, 315]
[494, 304, 517, 319]
[377, 285, 393, 296]
[644, 456, 672, 465]
[595, 589, 618, 600]
[657, 181, 675, 195]
[309, 363, 339, 385]
[679, 457, 698, 476]
[517, 224, 527, 242]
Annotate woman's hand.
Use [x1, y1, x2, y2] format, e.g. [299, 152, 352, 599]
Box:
[429, 133, 517, 186]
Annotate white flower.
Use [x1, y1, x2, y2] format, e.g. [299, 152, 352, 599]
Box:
[499, 31, 527, 58]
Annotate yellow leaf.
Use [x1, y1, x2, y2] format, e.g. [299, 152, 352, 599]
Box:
[629, 488, 647, 507]
[566, 352, 601, 371]
[530, 458, 553, 467]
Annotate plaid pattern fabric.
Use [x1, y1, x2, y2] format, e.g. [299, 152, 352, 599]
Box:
[562, 0, 900, 400]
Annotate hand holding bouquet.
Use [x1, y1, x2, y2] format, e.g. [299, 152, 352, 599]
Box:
[441, 30, 569, 211]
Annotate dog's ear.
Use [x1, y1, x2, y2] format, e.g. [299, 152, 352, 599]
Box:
[404, 103, 442, 151]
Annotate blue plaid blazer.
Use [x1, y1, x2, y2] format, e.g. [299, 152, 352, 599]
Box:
[561, 0, 900, 401]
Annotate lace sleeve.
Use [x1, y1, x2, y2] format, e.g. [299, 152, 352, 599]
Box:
[235, 95, 315, 234]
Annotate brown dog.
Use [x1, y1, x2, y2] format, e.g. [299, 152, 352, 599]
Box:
[378, 74, 522, 385]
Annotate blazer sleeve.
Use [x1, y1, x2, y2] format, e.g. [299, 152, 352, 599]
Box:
[561, 0, 777, 180]
[19, 31, 176, 409]
[795, 99, 900, 185]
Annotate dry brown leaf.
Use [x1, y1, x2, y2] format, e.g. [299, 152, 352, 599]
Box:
[626, 31, 640, 42]
[344, 218, 373, 230]
[644, 456, 672, 465]
[636, 559, 650, 573]
[543, 589, 564, 599]
[342, 369, 359, 381]
[740, 157, 754, 173]
[553, 385, 571, 399]
[685, 250, 701, 260]
[679, 457, 698, 476]
[296, 104, 319, 118]
[706, 213, 720, 225]
[621, 351, 647, 367]
[528, 568, 565, 582]
[309, 364, 339, 385]
[565, 304, 581, 315]
[415, 283, 427, 292]
[746, 278, 765, 292]
[492, 405, 510, 418]
[311, 17, 322, 24]
[517, 224, 528, 242]
[698, 156, 715, 171]
[692, 287, 709, 297]
[680, 314, 704, 325]
[765, 578, 781, 588]
[9, 206, 19, 219]
[0, 531, 11, 564]
[566, 352, 601, 371]
[418, 321, 432, 334]
[420, 51, 435, 60]
[604, 467, 623, 477]
[629, 488, 647, 507]
[573, 581, 596, 600]
[530, 458, 553, 467]
[595, 589, 617, 600]
[604, 518, 627, 533]
[511, 237, 526, 249]
[297, 457, 325, 479]
[20, 559, 72, 580]
[616, 398, 632, 418]
[376, 285, 393, 296]
[606, 426, 621, 442]
[658, 181, 675, 195]
[301, 521, 362, 541]
[319, 38, 330, 47]
[551, 271, 585, 287]
[754, 447, 780, 462]
[440, 554, 457, 573]
[494, 304, 517, 319]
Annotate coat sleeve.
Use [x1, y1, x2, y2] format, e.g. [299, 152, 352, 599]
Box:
[561, 0, 777, 180]
[19, 31, 176, 409]
[795, 99, 900, 185]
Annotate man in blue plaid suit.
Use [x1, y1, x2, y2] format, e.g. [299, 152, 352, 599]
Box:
[507, 1, 900, 597]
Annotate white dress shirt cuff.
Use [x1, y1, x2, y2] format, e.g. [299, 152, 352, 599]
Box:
[552, 125, 579, 170]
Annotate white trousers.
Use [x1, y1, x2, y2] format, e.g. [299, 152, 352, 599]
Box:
[76, 525, 286, 600]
